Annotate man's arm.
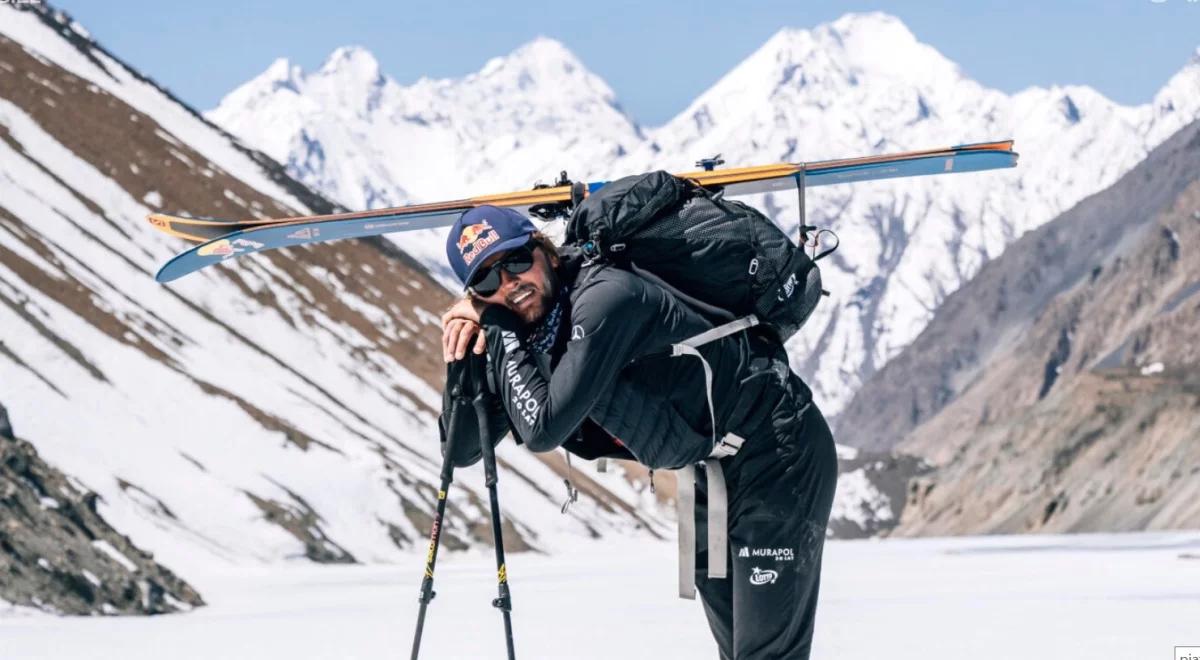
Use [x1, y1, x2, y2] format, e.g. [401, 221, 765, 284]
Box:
[480, 274, 654, 452]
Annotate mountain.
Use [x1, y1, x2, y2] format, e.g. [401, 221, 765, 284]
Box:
[207, 13, 1200, 419]
[5, 4, 1191, 605]
[208, 38, 644, 285]
[881, 117, 1200, 534]
[626, 13, 1200, 416]
[0, 3, 666, 612]
[839, 113, 1200, 452]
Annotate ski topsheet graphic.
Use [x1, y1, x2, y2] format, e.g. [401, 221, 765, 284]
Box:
[149, 140, 1018, 282]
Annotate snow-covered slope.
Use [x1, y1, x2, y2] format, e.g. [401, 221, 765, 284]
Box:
[209, 13, 1200, 416]
[0, 4, 665, 592]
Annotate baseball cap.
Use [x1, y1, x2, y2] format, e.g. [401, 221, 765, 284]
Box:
[446, 205, 537, 288]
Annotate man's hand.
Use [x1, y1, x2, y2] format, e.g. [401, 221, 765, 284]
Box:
[441, 298, 487, 362]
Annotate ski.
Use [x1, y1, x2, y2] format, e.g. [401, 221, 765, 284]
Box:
[150, 140, 1014, 242]
[150, 140, 1017, 282]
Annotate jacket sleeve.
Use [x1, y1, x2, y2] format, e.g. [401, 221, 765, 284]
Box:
[480, 275, 654, 452]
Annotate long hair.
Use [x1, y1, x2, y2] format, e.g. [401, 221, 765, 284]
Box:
[529, 231, 559, 261]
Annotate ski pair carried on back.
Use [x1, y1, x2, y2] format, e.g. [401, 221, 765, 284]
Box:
[145, 140, 1018, 282]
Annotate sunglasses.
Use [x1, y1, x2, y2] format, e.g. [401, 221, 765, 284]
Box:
[468, 243, 536, 296]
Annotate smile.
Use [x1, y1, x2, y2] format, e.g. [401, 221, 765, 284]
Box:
[509, 287, 534, 305]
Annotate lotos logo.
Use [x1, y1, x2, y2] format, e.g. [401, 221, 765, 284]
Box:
[457, 220, 498, 265]
[749, 567, 778, 586]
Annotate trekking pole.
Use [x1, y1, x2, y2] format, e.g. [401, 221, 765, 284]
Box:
[475, 394, 517, 660]
[410, 389, 461, 660]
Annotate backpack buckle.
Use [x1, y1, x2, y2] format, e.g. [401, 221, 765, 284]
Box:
[709, 432, 745, 459]
[580, 240, 602, 266]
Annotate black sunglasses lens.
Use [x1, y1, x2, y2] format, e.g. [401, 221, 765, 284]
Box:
[502, 249, 534, 274]
[470, 269, 501, 296]
[470, 246, 533, 296]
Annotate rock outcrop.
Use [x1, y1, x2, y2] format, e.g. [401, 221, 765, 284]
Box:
[1, 403, 204, 615]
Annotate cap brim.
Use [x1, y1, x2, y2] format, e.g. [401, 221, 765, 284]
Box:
[461, 234, 534, 290]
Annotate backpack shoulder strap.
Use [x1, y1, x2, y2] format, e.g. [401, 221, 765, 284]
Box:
[668, 314, 760, 450]
[676, 315, 760, 350]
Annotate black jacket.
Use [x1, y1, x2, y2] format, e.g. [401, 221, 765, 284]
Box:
[472, 250, 810, 469]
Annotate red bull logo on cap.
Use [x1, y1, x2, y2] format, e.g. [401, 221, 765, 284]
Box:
[457, 220, 499, 266]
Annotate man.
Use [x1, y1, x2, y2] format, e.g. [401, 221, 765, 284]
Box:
[441, 204, 838, 659]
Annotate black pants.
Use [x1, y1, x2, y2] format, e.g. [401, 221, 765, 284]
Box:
[695, 391, 838, 659]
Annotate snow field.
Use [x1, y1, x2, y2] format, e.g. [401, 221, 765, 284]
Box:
[2, 531, 1196, 659]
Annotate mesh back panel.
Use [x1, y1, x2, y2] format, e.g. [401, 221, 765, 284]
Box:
[624, 193, 821, 340]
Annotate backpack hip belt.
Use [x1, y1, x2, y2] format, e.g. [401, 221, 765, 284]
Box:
[674, 429, 745, 600]
[667, 315, 756, 600]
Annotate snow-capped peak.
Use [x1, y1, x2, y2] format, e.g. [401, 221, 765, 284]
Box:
[208, 35, 644, 275]
[260, 57, 303, 93]
[824, 11, 963, 84]
[508, 36, 584, 69]
[627, 13, 977, 170]
[826, 11, 920, 48]
[262, 56, 292, 80]
[1144, 47, 1200, 143]
[829, 10, 911, 33]
[211, 57, 306, 115]
[471, 36, 617, 104]
[481, 36, 578, 71]
[730, 12, 965, 100]
[317, 45, 384, 85]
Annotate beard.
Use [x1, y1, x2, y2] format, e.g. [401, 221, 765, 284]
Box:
[503, 264, 557, 325]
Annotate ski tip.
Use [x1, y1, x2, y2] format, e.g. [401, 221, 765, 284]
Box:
[951, 139, 1015, 152]
[148, 213, 212, 242]
[147, 213, 170, 230]
[155, 245, 211, 283]
[154, 261, 182, 283]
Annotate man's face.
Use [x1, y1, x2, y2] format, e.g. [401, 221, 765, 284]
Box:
[473, 244, 557, 325]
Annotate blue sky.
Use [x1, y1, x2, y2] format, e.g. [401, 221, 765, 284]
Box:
[63, 0, 1200, 126]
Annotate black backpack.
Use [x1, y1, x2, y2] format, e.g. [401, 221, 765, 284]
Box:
[564, 171, 832, 342]
[562, 172, 837, 581]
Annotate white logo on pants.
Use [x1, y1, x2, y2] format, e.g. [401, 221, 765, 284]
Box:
[749, 567, 778, 586]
